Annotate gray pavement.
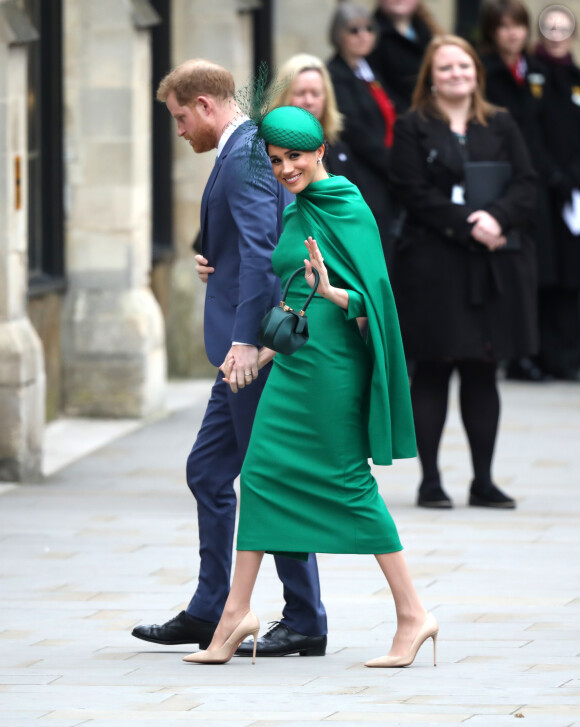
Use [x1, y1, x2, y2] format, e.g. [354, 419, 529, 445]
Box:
[1, 376, 579, 727]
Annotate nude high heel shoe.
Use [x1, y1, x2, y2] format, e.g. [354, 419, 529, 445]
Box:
[183, 611, 260, 665]
[365, 612, 438, 668]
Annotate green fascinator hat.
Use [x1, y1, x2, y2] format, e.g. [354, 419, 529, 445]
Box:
[259, 106, 324, 151]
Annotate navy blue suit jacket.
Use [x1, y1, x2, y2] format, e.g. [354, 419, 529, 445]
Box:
[201, 122, 290, 367]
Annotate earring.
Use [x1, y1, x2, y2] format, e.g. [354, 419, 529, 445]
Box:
[431, 84, 437, 95]
[317, 158, 322, 165]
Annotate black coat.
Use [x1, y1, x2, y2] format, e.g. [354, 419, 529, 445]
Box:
[327, 54, 396, 231]
[536, 57, 580, 288]
[324, 138, 359, 185]
[368, 10, 432, 111]
[482, 51, 556, 285]
[389, 110, 539, 361]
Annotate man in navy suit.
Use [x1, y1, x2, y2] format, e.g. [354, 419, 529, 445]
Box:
[132, 59, 327, 657]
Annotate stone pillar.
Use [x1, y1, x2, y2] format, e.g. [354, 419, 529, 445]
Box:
[61, 0, 166, 417]
[0, 2, 45, 481]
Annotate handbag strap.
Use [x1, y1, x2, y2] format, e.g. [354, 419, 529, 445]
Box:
[280, 266, 320, 316]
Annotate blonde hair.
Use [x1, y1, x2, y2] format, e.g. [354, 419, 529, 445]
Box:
[412, 35, 499, 125]
[269, 54, 343, 144]
[157, 59, 235, 106]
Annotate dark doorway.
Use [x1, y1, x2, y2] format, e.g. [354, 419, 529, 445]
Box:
[150, 0, 173, 261]
[252, 0, 273, 75]
[455, 0, 482, 44]
[24, 0, 65, 291]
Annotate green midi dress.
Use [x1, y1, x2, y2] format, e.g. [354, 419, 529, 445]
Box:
[237, 176, 416, 559]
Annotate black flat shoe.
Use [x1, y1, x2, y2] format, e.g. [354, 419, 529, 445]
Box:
[131, 611, 217, 648]
[417, 482, 453, 509]
[235, 621, 327, 657]
[469, 482, 516, 509]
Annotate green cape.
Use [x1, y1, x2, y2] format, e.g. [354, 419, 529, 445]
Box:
[294, 175, 417, 465]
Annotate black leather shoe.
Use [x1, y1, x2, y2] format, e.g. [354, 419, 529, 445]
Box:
[131, 611, 217, 648]
[235, 621, 327, 657]
[417, 482, 453, 509]
[469, 482, 516, 509]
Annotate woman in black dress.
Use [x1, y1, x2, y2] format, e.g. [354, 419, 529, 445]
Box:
[478, 0, 555, 381]
[390, 35, 538, 509]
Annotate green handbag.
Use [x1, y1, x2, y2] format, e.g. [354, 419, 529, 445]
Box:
[258, 266, 320, 355]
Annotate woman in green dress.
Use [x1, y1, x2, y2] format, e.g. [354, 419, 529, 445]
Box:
[184, 106, 437, 668]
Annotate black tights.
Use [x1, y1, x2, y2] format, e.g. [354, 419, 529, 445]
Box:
[410, 360, 500, 491]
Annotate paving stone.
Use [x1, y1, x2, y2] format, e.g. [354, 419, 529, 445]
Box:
[0, 379, 579, 723]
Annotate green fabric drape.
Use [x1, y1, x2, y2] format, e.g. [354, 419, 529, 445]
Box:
[294, 175, 416, 465]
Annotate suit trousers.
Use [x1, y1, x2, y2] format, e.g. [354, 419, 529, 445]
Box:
[185, 368, 327, 636]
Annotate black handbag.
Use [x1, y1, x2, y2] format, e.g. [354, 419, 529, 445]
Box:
[258, 266, 320, 355]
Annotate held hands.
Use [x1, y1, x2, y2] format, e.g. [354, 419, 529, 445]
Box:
[220, 345, 276, 393]
[467, 210, 507, 251]
[219, 345, 259, 394]
[194, 254, 215, 283]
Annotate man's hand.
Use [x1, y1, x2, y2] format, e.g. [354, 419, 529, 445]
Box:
[220, 345, 259, 393]
[195, 254, 215, 283]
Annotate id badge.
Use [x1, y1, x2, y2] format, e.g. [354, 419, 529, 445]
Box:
[451, 184, 465, 205]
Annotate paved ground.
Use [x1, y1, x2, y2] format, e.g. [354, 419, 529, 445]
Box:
[1, 377, 579, 726]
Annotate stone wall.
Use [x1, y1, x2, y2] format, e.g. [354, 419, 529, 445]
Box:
[28, 293, 62, 422]
[60, 0, 166, 418]
[0, 3, 45, 481]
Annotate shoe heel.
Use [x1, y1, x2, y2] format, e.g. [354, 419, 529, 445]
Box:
[251, 629, 259, 665]
[299, 644, 326, 657]
[432, 632, 438, 667]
